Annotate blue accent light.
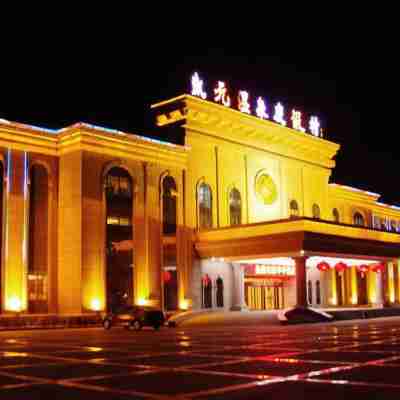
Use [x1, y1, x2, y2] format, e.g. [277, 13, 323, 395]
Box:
[23, 152, 29, 199]
[25, 124, 59, 134]
[6, 149, 11, 193]
[82, 123, 176, 147]
[83, 123, 125, 136]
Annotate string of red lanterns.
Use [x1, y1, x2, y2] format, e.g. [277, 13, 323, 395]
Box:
[316, 261, 384, 273]
[371, 263, 385, 273]
[316, 262, 330, 272]
[335, 262, 347, 272]
[356, 264, 369, 274]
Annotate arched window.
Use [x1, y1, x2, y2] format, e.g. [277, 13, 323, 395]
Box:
[391, 220, 397, 232]
[312, 204, 321, 219]
[28, 164, 49, 314]
[353, 212, 365, 227]
[316, 280, 321, 305]
[307, 280, 313, 305]
[198, 183, 212, 229]
[332, 208, 340, 223]
[381, 219, 388, 231]
[289, 200, 299, 218]
[162, 176, 177, 235]
[105, 167, 134, 312]
[229, 188, 241, 226]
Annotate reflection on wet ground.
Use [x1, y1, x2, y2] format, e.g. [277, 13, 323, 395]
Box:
[1, 318, 400, 399]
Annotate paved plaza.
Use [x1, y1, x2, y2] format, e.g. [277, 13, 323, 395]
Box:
[1, 316, 400, 399]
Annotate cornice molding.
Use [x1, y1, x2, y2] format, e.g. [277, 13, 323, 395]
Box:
[152, 95, 340, 169]
[0, 123, 188, 169]
[195, 218, 400, 246]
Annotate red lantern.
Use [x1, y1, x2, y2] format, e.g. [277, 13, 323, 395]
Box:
[163, 271, 172, 283]
[357, 264, 370, 273]
[335, 262, 347, 272]
[317, 261, 330, 272]
[202, 274, 211, 286]
[371, 263, 384, 273]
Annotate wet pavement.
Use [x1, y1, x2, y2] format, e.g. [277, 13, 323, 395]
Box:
[0, 317, 400, 399]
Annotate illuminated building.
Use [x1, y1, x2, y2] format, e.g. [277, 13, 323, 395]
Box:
[0, 81, 399, 317]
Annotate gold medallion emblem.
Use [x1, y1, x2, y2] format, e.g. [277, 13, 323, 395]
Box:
[255, 172, 277, 205]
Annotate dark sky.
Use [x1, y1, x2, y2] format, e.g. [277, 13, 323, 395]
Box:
[0, 50, 379, 205]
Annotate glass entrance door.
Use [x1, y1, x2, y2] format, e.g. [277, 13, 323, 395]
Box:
[246, 284, 284, 310]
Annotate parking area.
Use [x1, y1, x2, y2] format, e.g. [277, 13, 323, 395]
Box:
[1, 317, 400, 399]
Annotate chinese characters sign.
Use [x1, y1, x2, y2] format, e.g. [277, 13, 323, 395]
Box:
[244, 264, 295, 276]
[190, 72, 323, 138]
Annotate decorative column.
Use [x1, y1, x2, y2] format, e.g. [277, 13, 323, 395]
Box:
[145, 163, 162, 308]
[176, 169, 193, 310]
[293, 256, 308, 308]
[372, 268, 383, 306]
[381, 262, 391, 307]
[230, 263, 247, 311]
[57, 151, 83, 314]
[81, 155, 106, 313]
[3, 150, 28, 312]
[393, 260, 400, 304]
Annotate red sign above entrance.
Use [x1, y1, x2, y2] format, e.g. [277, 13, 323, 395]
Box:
[244, 264, 295, 276]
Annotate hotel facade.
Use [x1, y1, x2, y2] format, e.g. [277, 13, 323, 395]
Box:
[0, 93, 399, 317]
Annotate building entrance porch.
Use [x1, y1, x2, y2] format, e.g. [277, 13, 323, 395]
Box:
[194, 218, 400, 312]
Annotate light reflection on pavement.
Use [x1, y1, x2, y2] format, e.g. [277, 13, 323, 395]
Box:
[0, 318, 400, 398]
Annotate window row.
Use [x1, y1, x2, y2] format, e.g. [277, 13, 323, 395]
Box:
[198, 183, 242, 229]
[372, 215, 400, 233]
[289, 200, 390, 229]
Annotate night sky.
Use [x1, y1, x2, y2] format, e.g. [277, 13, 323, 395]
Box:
[0, 51, 377, 204]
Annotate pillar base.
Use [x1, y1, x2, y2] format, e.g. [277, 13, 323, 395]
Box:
[146, 299, 161, 308]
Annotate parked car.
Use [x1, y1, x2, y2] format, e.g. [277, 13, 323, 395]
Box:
[102, 305, 165, 331]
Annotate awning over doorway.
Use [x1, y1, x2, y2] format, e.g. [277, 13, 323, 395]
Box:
[195, 218, 400, 261]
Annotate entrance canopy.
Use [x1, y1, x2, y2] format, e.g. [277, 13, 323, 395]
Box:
[195, 218, 400, 261]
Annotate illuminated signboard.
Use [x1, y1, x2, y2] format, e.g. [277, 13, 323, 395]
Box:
[255, 265, 295, 276]
[190, 72, 323, 138]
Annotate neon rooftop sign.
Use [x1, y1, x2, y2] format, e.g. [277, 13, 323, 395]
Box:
[190, 72, 323, 138]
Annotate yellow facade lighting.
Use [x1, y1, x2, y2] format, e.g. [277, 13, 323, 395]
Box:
[6, 296, 22, 312]
[90, 298, 102, 312]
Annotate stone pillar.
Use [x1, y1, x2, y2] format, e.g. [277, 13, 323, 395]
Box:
[3, 150, 28, 312]
[57, 151, 83, 314]
[81, 154, 106, 312]
[176, 169, 193, 310]
[230, 263, 247, 311]
[382, 262, 391, 307]
[293, 256, 308, 308]
[393, 260, 400, 304]
[133, 163, 149, 305]
[374, 270, 383, 306]
[146, 164, 162, 308]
